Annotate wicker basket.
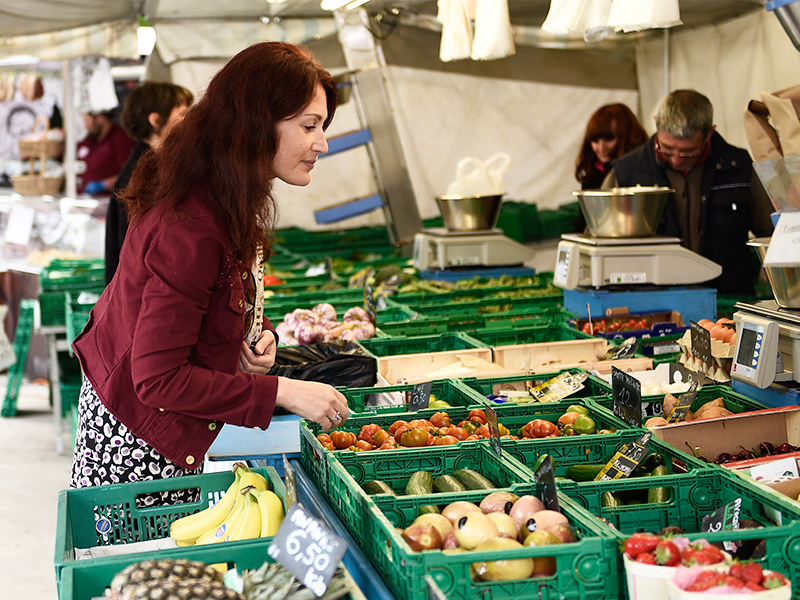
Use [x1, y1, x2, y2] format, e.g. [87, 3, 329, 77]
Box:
[11, 173, 64, 196]
[18, 116, 62, 160]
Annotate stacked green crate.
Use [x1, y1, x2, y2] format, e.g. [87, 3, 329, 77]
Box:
[38, 258, 105, 327]
[495, 200, 542, 243]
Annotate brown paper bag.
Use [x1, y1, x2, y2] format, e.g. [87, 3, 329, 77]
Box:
[743, 84, 800, 161]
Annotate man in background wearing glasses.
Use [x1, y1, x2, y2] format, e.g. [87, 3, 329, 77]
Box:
[602, 89, 773, 296]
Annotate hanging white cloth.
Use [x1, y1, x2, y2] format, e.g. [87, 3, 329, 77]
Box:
[87, 57, 119, 113]
[607, 0, 682, 33]
[437, 0, 473, 62]
[471, 0, 515, 60]
[541, 0, 587, 35]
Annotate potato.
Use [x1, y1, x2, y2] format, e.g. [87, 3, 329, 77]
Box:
[663, 393, 679, 418]
[693, 398, 727, 420]
[645, 417, 669, 428]
[693, 407, 733, 421]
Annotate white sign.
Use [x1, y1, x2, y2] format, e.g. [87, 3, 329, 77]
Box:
[764, 211, 800, 267]
[5, 205, 35, 246]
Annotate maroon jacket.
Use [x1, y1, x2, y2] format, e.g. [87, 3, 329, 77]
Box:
[73, 193, 278, 470]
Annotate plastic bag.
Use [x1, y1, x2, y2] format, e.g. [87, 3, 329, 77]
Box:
[437, 0, 473, 62]
[268, 340, 377, 389]
[445, 152, 512, 196]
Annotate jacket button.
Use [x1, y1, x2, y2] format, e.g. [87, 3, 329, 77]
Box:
[716, 163, 722, 169]
[242, 272, 248, 280]
[186, 455, 195, 465]
[158, 408, 165, 412]
[239, 300, 244, 308]
[208, 422, 217, 431]
[731, 160, 737, 167]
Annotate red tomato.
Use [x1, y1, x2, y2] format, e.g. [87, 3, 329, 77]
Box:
[393, 425, 410, 444]
[408, 419, 433, 429]
[468, 409, 487, 424]
[371, 429, 391, 447]
[388, 420, 410, 435]
[434, 435, 459, 446]
[425, 433, 437, 446]
[263, 274, 283, 286]
[465, 435, 481, 441]
[445, 426, 469, 441]
[400, 428, 430, 447]
[379, 439, 398, 450]
[522, 419, 559, 439]
[330, 430, 357, 449]
[358, 423, 381, 444]
[354, 440, 374, 451]
[557, 412, 580, 427]
[429, 412, 451, 428]
[474, 425, 491, 438]
[316, 433, 333, 445]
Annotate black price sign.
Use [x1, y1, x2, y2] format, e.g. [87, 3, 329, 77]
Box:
[612, 366, 642, 427]
[690, 320, 713, 366]
[268, 503, 348, 597]
[408, 382, 433, 412]
[666, 380, 699, 423]
[486, 407, 502, 457]
[594, 432, 652, 481]
[283, 454, 297, 508]
[533, 455, 560, 512]
[701, 497, 742, 553]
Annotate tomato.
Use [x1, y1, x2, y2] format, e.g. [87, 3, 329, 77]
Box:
[464, 435, 480, 441]
[445, 426, 469, 441]
[388, 420, 410, 435]
[331, 430, 357, 449]
[474, 425, 491, 438]
[400, 428, 430, 447]
[574, 414, 597, 435]
[394, 425, 410, 444]
[434, 435, 459, 446]
[316, 433, 333, 445]
[581, 322, 593, 334]
[634, 319, 649, 330]
[523, 419, 559, 439]
[498, 423, 510, 436]
[349, 445, 364, 452]
[358, 423, 382, 444]
[565, 404, 589, 415]
[429, 412, 451, 428]
[263, 274, 283, 286]
[408, 419, 433, 429]
[425, 434, 437, 446]
[372, 429, 391, 447]
[468, 409, 487, 424]
[379, 439, 398, 450]
[355, 440, 374, 451]
[557, 412, 581, 428]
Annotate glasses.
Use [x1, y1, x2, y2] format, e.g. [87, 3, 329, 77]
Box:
[654, 137, 705, 159]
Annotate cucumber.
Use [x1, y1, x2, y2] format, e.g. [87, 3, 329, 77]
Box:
[565, 464, 606, 482]
[362, 480, 396, 496]
[450, 469, 496, 490]
[601, 491, 623, 507]
[433, 475, 467, 493]
[647, 465, 672, 504]
[642, 452, 665, 472]
[406, 471, 439, 515]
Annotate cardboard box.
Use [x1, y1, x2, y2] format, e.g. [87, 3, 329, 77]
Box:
[652, 405, 800, 464]
[378, 348, 529, 385]
[570, 309, 686, 340]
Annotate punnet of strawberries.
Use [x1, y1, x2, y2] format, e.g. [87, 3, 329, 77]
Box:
[672, 561, 790, 593]
[623, 532, 726, 566]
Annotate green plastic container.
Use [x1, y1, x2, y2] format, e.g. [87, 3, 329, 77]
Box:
[358, 332, 488, 357]
[404, 294, 564, 319]
[461, 367, 611, 404]
[38, 259, 106, 327]
[468, 322, 594, 348]
[495, 200, 542, 243]
[65, 291, 99, 344]
[54, 467, 285, 585]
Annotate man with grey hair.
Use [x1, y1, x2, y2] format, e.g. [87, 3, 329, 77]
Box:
[602, 89, 773, 295]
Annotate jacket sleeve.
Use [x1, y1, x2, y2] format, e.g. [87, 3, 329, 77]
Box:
[129, 214, 277, 428]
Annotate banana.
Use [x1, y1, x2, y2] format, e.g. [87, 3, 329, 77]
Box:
[224, 487, 262, 542]
[239, 469, 269, 492]
[251, 488, 285, 537]
[194, 485, 249, 546]
[169, 464, 244, 545]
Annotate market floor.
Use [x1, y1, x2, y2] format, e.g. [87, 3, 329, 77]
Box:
[0, 375, 72, 600]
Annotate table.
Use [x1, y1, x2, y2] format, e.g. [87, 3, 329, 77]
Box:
[36, 318, 70, 455]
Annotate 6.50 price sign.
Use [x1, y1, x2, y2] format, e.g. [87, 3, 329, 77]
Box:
[268, 503, 347, 597]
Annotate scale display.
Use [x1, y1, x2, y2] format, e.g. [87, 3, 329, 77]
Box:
[731, 315, 779, 389]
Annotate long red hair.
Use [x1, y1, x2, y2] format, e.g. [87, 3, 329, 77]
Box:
[123, 42, 337, 264]
[575, 103, 647, 183]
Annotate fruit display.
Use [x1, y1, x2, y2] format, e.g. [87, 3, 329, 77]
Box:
[670, 562, 791, 595]
[623, 533, 727, 567]
[363, 468, 498, 502]
[682, 440, 799, 465]
[169, 463, 284, 546]
[275, 304, 375, 345]
[645, 395, 736, 428]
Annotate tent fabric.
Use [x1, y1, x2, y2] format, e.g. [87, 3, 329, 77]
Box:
[0, 0, 136, 38]
[0, 20, 138, 62]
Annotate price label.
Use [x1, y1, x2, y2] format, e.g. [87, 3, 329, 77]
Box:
[283, 454, 297, 508]
[486, 407, 502, 457]
[594, 432, 652, 481]
[268, 503, 348, 597]
[690, 320, 713, 366]
[408, 382, 432, 412]
[701, 497, 742, 553]
[363, 273, 377, 326]
[533, 455, 560, 512]
[528, 372, 587, 403]
[612, 366, 642, 427]
[669, 363, 710, 386]
[348, 266, 371, 289]
[666, 380, 699, 423]
[606, 337, 641, 360]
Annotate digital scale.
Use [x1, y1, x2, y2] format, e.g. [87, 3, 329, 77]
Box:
[732, 300, 800, 389]
[552, 234, 723, 290]
[412, 228, 535, 271]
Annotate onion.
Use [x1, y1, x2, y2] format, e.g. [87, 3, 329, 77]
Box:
[343, 307, 369, 322]
[295, 324, 327, 345]
[312, 303, 337, 323]
[351, 322, 376, 340]
[275, 322, 294, 343]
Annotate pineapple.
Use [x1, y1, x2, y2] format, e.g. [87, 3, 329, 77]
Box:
[119, 578, 245, 600]
[108, 559, 234, 600]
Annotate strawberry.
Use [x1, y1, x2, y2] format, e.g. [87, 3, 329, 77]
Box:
[698, 543, 725, 564]
[741, 561, 763, 584]
[624, 533, 659, 558]
[722, 575, 745, 589]
[762, 572, 789, 589]
[635, 552, 656, 564]
[654, 539, 681, 566]
[729, 562, 744, 579]
[744, 581, 766, 592]
[686, 571, 723, 591]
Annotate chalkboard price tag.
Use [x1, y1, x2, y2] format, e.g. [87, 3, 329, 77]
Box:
[533, 455, 560, 512]
[690, 321, 713, 366]
[408, 382, 433, 412]
[486, 407, 502, 457]
[701, 497, 742, 553]
[283, 454, 297, 508]
[268, 503, 348, 597]
[594, 432, 652, 481]
[666, 380, 699, 423]
[612, 366, 642, 427]
[363, 278, 377, 326]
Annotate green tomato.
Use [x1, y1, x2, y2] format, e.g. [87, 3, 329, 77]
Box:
[428, 400, 452, 409]
[573, 414, 597, 435]
[565, 404, 589, 415]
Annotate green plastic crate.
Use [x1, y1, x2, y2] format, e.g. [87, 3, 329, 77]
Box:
[65, 291, 99, 344]
[394, 274, 558, 304]
[362, 489, 620, 600]
[461, 368, 611, 404]
[38, 259, 106, 327]
[272, 226, 391, 252]
[467, 322, 594, 348]
[403, 294, 564, 319]
[319, 443, 537, 549]
[264, 287, 366, 304]
[54, 467, 285, 583]
[358, 332, 488, 358]
[495, 200, 542, 243]
[40, 285, 105, 327]
[265, 303, 419, 329]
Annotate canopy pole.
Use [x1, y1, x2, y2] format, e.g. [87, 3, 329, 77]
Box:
[61, 59, 77, 198]
[663, 28, 670, 96]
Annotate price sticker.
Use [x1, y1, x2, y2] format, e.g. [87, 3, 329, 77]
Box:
[268, 503, 348, 597]
[594, 432, 652, 481]
[701, 497, 742, 553]
[666, 380, 699, 423]
[408, 382, 432, 412]
[486, 407, 502, 457]
[690, 320, 713, 366]
[529, 372, 587, 403]
[533, 455, 560, 512]
[606, 337, 641, 360]
[612, 366, 642, 427]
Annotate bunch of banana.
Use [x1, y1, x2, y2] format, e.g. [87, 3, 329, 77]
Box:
[170, 462, 282, 546]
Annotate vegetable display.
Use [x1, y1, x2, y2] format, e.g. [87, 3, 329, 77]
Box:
[276, 304, 375, 345]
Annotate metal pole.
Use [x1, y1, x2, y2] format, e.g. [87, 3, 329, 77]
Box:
[61, 60, 77, 198]
[663, 28, 670, 96]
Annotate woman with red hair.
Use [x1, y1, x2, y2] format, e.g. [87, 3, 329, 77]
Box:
[70, 42, 349, 490]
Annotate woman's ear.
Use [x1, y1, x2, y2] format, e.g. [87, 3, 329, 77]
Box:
[147, 111, 162, 133]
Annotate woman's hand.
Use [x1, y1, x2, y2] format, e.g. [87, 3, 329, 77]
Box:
[275, 377, 349, 432]
[238, 332, 277, 374]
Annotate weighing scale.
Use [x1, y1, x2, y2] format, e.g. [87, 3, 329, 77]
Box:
[413, 228, 535, 271]
[731, 300, 800, 389]
[552, 234, 723, 290]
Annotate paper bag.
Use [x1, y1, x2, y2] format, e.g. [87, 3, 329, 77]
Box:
[743, 84, 800, 161]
